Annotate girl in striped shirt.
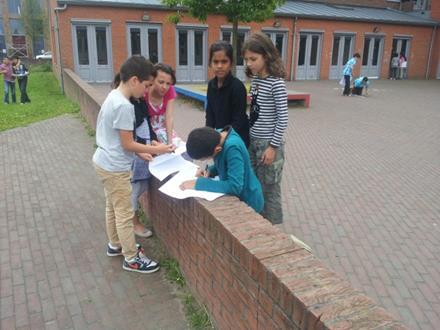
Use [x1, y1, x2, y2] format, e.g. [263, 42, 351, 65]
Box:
[243, 32, 288, 225]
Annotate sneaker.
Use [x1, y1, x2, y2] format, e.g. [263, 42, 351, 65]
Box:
[107, 243, 142, 257]
[122, 253, 160, 274]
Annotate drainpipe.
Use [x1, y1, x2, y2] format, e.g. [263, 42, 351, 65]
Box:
[54, 4, 67, 94]
[290, 17, 298, 81]
[426, 24, 437, 79]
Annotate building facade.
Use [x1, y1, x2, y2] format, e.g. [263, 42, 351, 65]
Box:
[47, 0, 440, 83]
[0, 0, 49, 59]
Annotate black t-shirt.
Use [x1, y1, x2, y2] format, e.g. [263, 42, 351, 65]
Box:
[206, 73, 249, 147]
[130, 97, 157, 144]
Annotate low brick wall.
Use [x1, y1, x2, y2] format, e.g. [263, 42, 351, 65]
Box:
[64, 69, 105, 129]
[66, 69, 407, 329]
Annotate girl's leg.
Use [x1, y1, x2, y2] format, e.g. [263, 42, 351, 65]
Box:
[251, 138, 285, 224]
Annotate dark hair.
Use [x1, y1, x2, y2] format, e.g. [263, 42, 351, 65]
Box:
[119, 55, 154, 83]
[399, 52, 407, 61]
[153, 63, 176, 85]
[242, 32, 285, 78]
[354, 53, 361, 58]
[112, 73, 121, 89]
[362, 77, 369, 82]
[186, 127, 221, 160]
[209, 41, 233, 65]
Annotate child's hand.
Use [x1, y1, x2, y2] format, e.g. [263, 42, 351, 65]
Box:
[154, 143, 176, 154]
[138, 153, 153, 161]
[196, 168, 209, 178]
[260, 146, 276, 166]
[180, 180, 196, 190]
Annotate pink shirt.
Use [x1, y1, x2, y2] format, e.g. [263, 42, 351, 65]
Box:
[145, 85, 177, 117]
[0, 63, 14, 82]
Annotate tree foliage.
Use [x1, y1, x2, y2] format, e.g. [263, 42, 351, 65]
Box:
[162, 0, 285, 73]
[21, 0, 46, 57]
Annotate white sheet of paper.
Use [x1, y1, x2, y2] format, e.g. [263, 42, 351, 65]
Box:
[149, 154, 197, 181]
[172, 137, 187, 155]
[159, 167, 224, 201]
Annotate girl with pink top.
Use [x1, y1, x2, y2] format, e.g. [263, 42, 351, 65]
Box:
[145, 63, 178, 144]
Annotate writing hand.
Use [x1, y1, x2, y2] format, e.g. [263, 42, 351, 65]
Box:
[179, 180, 196, 190]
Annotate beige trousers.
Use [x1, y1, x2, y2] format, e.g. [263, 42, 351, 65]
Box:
[94, 164, 137, 260]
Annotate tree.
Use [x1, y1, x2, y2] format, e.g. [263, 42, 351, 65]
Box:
[162, 0, 285, 74]
[20, 0, 46, 58]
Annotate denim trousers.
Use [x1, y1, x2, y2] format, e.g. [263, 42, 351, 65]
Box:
[3, 80, 16, 104]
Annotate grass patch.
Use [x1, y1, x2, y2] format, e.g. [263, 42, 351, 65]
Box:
[0, 63, 79, 132]
[138, 208, 214, 329]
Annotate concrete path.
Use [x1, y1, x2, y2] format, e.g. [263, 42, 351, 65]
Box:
[0, 115, 187, 329]
[104, 79, 439, 330]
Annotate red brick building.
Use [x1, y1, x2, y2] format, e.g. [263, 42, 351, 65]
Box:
[47, 0, 440, 83]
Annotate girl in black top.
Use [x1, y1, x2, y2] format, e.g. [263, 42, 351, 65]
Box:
[206, 41, 249, 147]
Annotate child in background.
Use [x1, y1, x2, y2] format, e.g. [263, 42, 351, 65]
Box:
[352, 76, 370, 96]
[146, 63, 177, 144]
[12, 57, 31, 104]
[93, 55, 175, 274]
[342, 53, 361, 96]
[206, 41, 249, 146]
[390, 53, 399, 80]
[399, 52, 408, 80]
[0, 57, 16, 104]
[180, 126, 263, 213]
[242, 32, 288, 225]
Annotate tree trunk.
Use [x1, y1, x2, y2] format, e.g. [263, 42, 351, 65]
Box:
[232, 18, 238, 76]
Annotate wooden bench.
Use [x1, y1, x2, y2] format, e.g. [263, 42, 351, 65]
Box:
[175, 84, 311, 109]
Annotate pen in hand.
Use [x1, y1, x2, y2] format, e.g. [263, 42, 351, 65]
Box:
[204, 164, 209, 178]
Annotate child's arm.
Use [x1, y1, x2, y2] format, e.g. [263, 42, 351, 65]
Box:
[165, 99, 175, 144]
[119, 130, 175, 155]
[205, 85, 215, 128]
[194, 146, 244, 196]
[230, 82, 248, 132]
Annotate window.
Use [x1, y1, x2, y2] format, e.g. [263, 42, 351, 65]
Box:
[362, 38, 370, 66]
[343, 36, 352, 64]
[275, 34, 284, 57]
[0, 19, 4, 35]
[130, 28, 141, 56]
[8, 0, 21, 14]
[10, 19, 25, 35]
[194, 30, 203, 66]
[263, 31, 287, 61]
[178, 30, 188, 66]
[298, 35, 306, 66]
[332, 36, 340, 66]
[95, 27, 108, 65]
[310, 36, 319, 66]
[148, 29, 158, 63]
[76, 26, 89, 65]
[372, 38, 380, 66]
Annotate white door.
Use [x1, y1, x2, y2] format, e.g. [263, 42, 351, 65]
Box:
[72, 24, 112, 83]
[329, 34, 354, 79]
[127, 24, 161, 63]
[221, 30, 248, 81]
[296, 33, 322, 80]
[176, 28, 207, 82]
[360, 36, 384, 78]
[265, 31, 288, 63]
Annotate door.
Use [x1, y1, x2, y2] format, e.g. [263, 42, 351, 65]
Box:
[360, 36, 384, 78]
[391, 38, 411, 77]
[72, 24, 112, 82]
[265, 31, 288, 63]
[127, 24, 161, 63]
[176, 28, 207, 82]
[296, 33, 322, 80]
[221, 30, 248, 81]
[329, 34, 354, 79]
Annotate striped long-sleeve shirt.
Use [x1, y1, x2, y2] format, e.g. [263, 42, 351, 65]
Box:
[249, 76, 288, 148]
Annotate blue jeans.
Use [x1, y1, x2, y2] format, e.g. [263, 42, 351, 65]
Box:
[3, 80, 16, 104]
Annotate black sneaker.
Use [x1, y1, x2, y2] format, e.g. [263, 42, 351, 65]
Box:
[122, 253, 160, 274]
[107, 243, 142, 257]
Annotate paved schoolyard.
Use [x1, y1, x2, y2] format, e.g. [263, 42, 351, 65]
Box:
[160, 79, 439, 330]
[0, 115, 187, 329]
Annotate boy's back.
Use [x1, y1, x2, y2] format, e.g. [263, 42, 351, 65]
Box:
[196, 128, 264, 213]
